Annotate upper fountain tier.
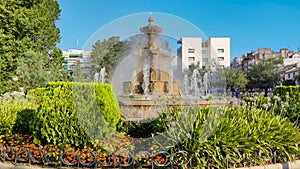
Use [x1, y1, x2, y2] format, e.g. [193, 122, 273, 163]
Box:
[140, 15, 162, 55]
[121, 15, 179, 96]
[140, 15, 162, 34]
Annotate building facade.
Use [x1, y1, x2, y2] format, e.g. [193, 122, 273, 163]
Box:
[240, 48, 275, 73]
[177, 37, 203, 71]
[232, 48, 300, 85]
[177, 37, 230, 72]
[231, 57, 242, 70]
[62, 49, 91, 74]
[282, 53, 300, 85]
[283, 63, 299, 81]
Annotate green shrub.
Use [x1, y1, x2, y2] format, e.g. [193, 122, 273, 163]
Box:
[242, 86, 300, 126]
[30, 82, 121, 147]
[27, 87, 46, 104]
[272, 86, 300, 126]
[273, 86, 300, 98]
[0, 97, 37, 134]
[204, 106, 300, 168]
[12, 108, 36, 134]
[121, 119, 165, 138]
[153, 106, 300, 168]
[282, 79, 296, 86]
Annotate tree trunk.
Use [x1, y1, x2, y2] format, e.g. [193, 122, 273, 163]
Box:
[264, 88, 268, 97]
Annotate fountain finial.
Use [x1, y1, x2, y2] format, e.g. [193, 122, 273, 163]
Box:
[140, 14, 162, 34]
[148, 14, 154, 25]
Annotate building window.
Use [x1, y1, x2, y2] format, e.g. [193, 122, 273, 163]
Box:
[69, 53, 82, 58]
[288, 74, 291, 79]
[188, 48, 195, 53]
[217, 49, 224, 53]
[202, 58, 208, 63]
[218, 57, 225, 61]
[202, 50, 206, 54]
[188, 57, 195, 61]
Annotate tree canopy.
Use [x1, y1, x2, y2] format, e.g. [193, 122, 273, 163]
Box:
[89, 36, 128, 80]
[0, 0, 63, 93]
[188, 61, 207, 77]
[246, 58, 282, 96]
[225, 68, 248, 89]
[16, 50, 49, 90]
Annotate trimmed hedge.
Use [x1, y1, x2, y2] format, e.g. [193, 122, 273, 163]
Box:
[30, 82, 121, 146]
[0, 97, 37, 134]
[27, 87, 46, 103]
[273, 86, 300, 98]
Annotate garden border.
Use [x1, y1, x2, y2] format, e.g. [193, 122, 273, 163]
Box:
[1, 145, 300, 168]
[1, 160, 300, 169]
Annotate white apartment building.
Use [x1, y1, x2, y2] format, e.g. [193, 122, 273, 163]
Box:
[283, 53, 300, 66]
[284, 63, 299, 81]
[177, 37, 203, 71]
[177, 37, 230, 72]
[62, 49, 91, 74]
[283, 53, 300, 83]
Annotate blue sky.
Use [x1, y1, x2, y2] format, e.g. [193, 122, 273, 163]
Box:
[56, 0, 300, 61]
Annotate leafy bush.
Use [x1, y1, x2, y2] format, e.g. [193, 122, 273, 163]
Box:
[27, 87, 46, 104]
[282, 79, 296, 86]
[120, 112, 171, 138]
[242, 86, 300, 126]
[121, 120, 158, 138]
[30, 82, 121, 147]
[273, 86, 300, 126]
[153, 106, 300, 168]
[273, 86, 300, 97]
[12, 108, 36, 134]
[0, 97, 37, 135]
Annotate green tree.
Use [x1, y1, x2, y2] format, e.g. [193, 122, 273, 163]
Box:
[247, 58, 282, 96]
[46, 48, 66, 82]
[225, 68, 248, 89]
[188, 61, 207, 77]
[0, 0, 62, 93]
[72, 66, 86, 82]
[90, 36, 128, 80]
[16, 50, 50, 90]
[210, 66, 228, 93]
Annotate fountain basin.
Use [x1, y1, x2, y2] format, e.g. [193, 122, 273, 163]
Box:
[118, 95, 238, 120]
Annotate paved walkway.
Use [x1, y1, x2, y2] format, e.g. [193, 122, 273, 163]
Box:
[1, 160, 300, 169]
[0, 162, 52, 169]
[234, 160, 300, 169]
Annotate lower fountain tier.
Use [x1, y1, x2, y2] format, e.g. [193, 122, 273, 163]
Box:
[123, 81, 179, 95]
[118, 99, 239, 120]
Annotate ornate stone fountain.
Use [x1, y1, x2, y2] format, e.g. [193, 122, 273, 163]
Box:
[119, 15, 180, 119]
[122, 15, 179, 97]
[117, 15, 233, 120]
